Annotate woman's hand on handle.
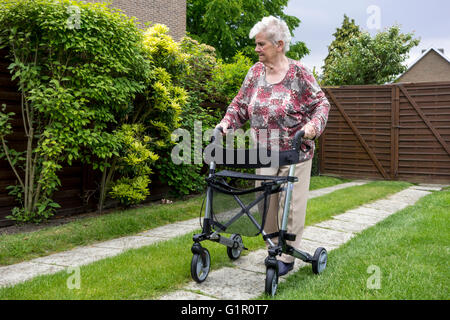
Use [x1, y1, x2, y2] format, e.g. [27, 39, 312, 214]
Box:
[301, 123, 316, 140]
[215, 122, 229, 134]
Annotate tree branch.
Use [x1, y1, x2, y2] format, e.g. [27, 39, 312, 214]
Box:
[1, 137, 24, 189]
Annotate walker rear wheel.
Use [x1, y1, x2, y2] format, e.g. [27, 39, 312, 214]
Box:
[191, 247, 211, 283]
[227, 234, 243, 260]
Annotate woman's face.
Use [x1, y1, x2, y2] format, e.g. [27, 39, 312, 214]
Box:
[254, 32, 282, 64]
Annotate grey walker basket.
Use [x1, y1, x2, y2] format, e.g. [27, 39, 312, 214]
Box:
[190, 128, 328, 296]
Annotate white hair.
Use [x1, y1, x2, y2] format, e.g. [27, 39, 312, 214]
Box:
[249, 16, 291, 53]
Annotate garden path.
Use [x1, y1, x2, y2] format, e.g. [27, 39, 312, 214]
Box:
[159, 183, 445, 300]
[1, 180, 446, 295]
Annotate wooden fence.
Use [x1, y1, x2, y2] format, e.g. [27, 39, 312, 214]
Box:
[320, 82, 450, 183]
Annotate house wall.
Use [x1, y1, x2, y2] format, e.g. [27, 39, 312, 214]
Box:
[84, 0, 186, 40]
[398, 50, 450, 82]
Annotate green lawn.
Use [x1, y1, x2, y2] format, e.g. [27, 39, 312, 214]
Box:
[0, 180, 414, 300]
[0, 196, 204, 266]
[305, 180, 411, 226]
[261, 189, 450, 300]
[0, 175, 348, 266]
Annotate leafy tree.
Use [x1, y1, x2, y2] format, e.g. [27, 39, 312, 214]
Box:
[322, 15, 361, 84]
[0, 1, 188, 220]
[187, 0, 309, 61]
[0, 0, 148, 222]
[322, 24, 420, 85]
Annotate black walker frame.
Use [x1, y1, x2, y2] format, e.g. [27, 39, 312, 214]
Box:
[190, 129, 327, 296]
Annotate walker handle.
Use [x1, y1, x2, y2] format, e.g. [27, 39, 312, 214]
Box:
[294, 130, 305, 151]
[294, 130, 311, 153]
[212, 127, 309, 152]
[210, 126, 224, 143]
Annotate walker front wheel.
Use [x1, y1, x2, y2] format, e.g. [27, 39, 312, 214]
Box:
[265, 267, 279, 296]
[191, 248, 211, 283]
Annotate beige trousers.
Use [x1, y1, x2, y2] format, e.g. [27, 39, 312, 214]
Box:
[256, 159, 312, 263]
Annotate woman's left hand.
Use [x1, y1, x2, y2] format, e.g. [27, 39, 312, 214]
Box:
[301, 123, 316, 140]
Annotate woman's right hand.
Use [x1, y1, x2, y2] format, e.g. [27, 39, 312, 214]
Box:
[215, 123, 229, 134]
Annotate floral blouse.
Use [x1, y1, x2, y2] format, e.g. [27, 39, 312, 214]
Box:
[219, 59, 330, 162]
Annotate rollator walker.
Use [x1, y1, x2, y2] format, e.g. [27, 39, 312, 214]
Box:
[190, 128, 327, 296]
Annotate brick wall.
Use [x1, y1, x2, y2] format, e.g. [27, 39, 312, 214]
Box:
[398, 50, 450, 83]
[84, 0, 186, 40]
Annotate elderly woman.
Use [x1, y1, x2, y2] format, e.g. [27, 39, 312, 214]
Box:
[216, 16, 330, 276]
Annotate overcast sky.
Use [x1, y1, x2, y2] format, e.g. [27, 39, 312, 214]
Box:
[284, 0, 450, 74]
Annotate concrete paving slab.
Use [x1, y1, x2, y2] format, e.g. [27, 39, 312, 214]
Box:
[298, 238, 319, 253]
[316, 219, 369, 234]
[299, 238, 339, 253]
[302, 226, 354, 247]
[413, 184, 448, 191]
[345, 206, 392, 218]
[233, 249, 267, 274]
[362, 199, 409, 213]
[387, 189, 431, 205]
[333, 212, 383, 226]
[32, 246, 123, 267]
[410, 186, 441, 192]
[92, 235, 164, 250]
[0, 261, 65, 288]
[174, 219, 202, 228]
[186, 267, 265, 300]
[308, 180, 368, 199]
[139, 223, 198, 239]
[159, 290, 217, 300]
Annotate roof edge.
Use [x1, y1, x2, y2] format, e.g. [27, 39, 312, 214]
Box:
[408, 47, 450, 70]
[394, 47, 450, 83]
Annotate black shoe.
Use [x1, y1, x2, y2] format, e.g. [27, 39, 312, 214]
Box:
[277, 261, 294, 276]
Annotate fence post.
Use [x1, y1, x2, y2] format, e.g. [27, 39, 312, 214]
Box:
[390, 85, 400, 180]
[319, 129, 325, 175]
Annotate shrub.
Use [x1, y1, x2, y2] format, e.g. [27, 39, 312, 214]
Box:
[156, 46, 254, 197]
[108, 124, 158, 206]
[153, 37, 221, 197]
[98, 23, 188, 209]
[208, 52, 253, 108]
[0, 0, 148, 222]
